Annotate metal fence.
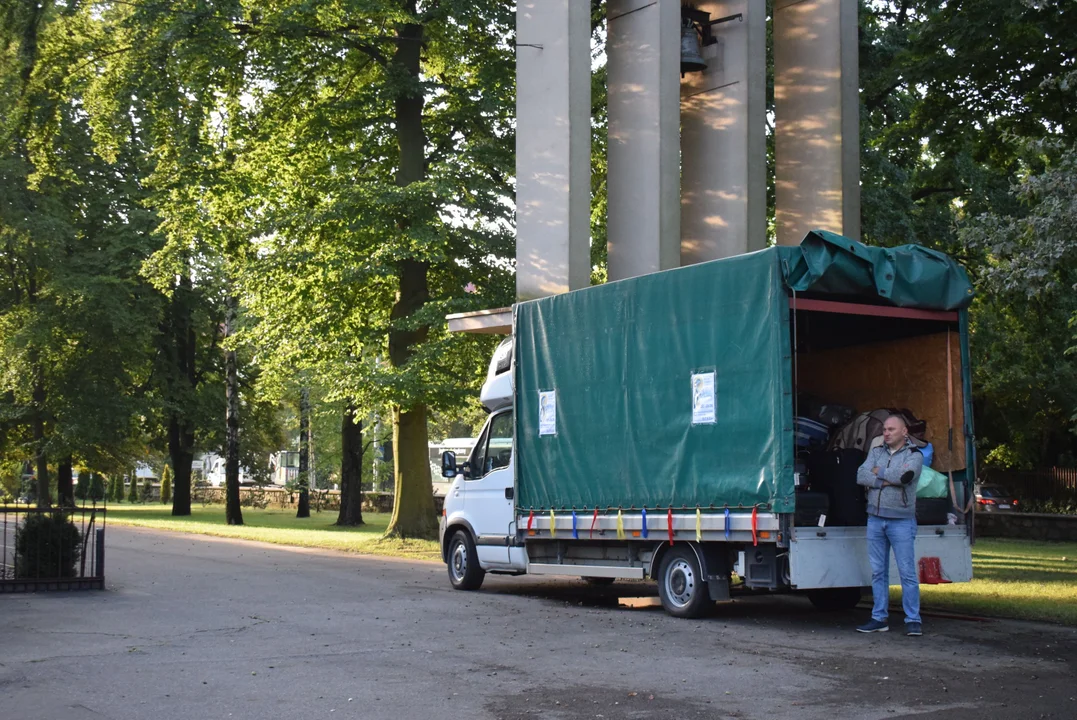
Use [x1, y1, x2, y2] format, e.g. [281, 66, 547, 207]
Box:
[979, 467, 1077, 504]
[0, 503, 106, 592]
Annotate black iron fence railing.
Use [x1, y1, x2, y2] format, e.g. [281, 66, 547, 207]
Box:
[0, 503, 106, 592]
[978, 467, 1077, 505]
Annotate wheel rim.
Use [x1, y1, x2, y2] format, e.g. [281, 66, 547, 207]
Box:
[450, 540, 468, 582]
[665, 559, 696, 608]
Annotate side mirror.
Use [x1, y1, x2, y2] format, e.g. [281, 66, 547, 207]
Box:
[441, 451, 457, 478]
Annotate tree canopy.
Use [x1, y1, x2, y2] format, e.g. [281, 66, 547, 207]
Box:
[0, 0, 1074, 526]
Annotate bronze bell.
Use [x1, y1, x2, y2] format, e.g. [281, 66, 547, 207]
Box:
[680, 19, 707, 74]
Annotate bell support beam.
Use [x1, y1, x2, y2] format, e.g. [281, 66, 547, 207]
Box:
[774, 0, 860, 246]
[515, 0, 592, 300]
[679, 0, 767, 264]
[607, 0, 682, 281]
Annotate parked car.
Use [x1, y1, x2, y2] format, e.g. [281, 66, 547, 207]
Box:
[974, 484, 1020, 512]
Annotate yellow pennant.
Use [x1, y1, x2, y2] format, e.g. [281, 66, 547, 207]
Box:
[549, 509, 556, 538]
[696, 508, 702, 542]
[616, 509, 625, 540]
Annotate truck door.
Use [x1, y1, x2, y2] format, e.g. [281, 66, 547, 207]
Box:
[466, 409, 514, 566]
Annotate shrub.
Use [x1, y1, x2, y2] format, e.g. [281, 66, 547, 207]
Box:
[141, 477, 153, 502]
[75, 473, 90, 501]
[160, 465, 172, 504]
[107, 476, 119, 503]
[127, 475, 138, 503]
[15, 512, 82, 578]
[89, 473, 105, 502]
[1019, 498, 1077, 515]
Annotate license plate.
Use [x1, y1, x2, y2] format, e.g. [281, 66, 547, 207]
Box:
[998, 504, 1010, 509]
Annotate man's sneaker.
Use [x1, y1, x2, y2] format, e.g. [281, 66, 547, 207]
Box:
[906, 622, 923, 637]
[856, 619, 889, 633]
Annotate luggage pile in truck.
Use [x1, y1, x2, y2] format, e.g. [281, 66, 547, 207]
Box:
[788, 310, 971, 527]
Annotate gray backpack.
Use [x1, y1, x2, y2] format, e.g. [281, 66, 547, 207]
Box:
[827, 409, 890, 452]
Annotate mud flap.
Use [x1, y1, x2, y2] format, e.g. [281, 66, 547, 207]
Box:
[697, 543, 733, 601]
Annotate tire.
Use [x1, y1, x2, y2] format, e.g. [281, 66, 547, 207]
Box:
[447, 530, 485, 591]
[656, 547, 711, 619]
[807, 587, 863, 611]
[582, 576, 616, 586]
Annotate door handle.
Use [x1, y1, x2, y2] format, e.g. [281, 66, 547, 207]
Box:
[504, 487, 514, 500]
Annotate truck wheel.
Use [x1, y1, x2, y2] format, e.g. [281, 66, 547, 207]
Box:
[807, 587, 862, 611]
[582, 576, 616, 586]
[447, 530, 485, 591]
[657, 547, 711, 618]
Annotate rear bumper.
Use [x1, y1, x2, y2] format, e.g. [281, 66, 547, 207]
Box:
[789, 524, 972, 589]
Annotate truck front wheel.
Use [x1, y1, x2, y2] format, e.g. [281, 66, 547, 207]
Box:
[447, 530, 485, 591]
[657, 547, 711, 618]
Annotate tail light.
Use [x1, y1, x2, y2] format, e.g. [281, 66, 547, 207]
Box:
[1012, 499, 1018, 506]
[978, 498, 996, 505]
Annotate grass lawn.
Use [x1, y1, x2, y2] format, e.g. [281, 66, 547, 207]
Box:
[902, 538, 1077, 626]
[101, 505, 441, 561]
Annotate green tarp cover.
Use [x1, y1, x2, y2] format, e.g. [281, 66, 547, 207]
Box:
[513, 232, 974, 515]
[778, 230, 974, 310]
[514, 249, 795, 514]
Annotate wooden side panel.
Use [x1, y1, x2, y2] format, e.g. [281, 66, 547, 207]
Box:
[796, 331, 966, 472]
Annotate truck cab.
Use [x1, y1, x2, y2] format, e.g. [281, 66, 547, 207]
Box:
[441, 337, 527, 587]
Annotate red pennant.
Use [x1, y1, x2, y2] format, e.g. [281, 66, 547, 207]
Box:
[527, 510, 534, 531]
[751, 507, 758, 546]
[667, 507, 674, 546]
[590, 507, 599, 539]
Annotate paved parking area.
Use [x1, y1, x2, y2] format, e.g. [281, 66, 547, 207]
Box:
[2, 526, 1074, 719]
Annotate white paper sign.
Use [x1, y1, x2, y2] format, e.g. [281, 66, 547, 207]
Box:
[538, 391, 557, 436]
[691, 371, 716, 425]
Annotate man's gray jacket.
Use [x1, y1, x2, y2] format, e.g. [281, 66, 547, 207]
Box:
[856, 440, 923, 520]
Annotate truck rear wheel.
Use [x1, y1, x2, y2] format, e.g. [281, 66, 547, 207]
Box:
[447, 530, 485, 591]
[807, 587, 862, 611]
[657, 547, 711, 618]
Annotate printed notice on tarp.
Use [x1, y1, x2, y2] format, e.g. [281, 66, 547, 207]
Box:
[538, 390, 557, 436]
[691, 371, 716, 425]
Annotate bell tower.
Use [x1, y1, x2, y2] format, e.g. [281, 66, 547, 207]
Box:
[510, 0, 860, 297]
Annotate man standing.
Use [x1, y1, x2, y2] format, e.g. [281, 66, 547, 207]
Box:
[855, 414, 924, 636]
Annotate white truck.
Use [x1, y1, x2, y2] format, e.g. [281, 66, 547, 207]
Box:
[439, 233, 977, 618]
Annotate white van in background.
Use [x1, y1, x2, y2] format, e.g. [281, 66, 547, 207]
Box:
[430, 438, 478, 501]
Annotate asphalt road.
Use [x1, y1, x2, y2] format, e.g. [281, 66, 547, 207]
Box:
[2, 526, 1074, 720]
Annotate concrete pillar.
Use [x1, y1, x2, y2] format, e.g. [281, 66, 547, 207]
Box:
[606, 0, 681, 281]
[515, 0, 592, 301]
[774, 0, 860, 246]
[680, 1, 767, 264]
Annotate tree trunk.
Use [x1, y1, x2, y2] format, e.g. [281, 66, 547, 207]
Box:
[57, 455, 74, 508]
[224, 295, 243, 525]
[296, 388, 311, 518]
[32, 374, 50, 509]
[168, 277, 197, 516]
[17, 3, 47, 510]
[386, 404, 437, 539]
[384, 10, 437, 540]
[169, 421, 195, 515]
[336, 403, 364, 526]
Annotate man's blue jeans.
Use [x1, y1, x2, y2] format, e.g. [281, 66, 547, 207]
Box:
[867, 515, 921, 625]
